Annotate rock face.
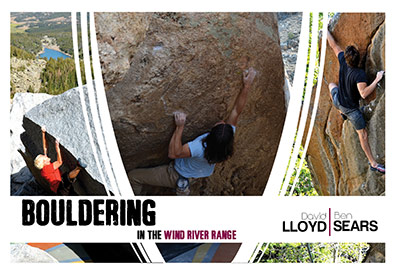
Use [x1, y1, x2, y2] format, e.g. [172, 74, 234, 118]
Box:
[306, 13, 385, 196]
[277, 12, 302, 84]
[20, 85, 108, 195]
[10, 57, 46, 96]
[10, 243, 57, 263]
[95, 13, 151, 91]
[95, 12, 287, 195]
[11, 92, 52, 174]
[10, 92, 52, 195]
[363, 243, 385, 263]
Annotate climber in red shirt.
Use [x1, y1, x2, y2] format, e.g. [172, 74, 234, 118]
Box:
[34, 126, 87, 195]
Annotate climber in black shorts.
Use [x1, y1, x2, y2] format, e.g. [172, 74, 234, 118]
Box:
[326, 30, 385, 174]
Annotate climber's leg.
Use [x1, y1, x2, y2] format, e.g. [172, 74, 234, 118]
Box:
[128, 162, 179, 195]
[328, 83, 338, 100]
[356, 128, 377, 168]
[328, 83, 347, 119]
[68, 166, 82, 180]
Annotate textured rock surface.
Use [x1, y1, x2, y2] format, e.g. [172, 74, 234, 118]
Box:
[10, 57, 46, 95]
[10, 92, 53, 195]
[20, 85, 108, 195]
[306, 13, 385, 195]
[10, 243, 58, 263]
[363, 243, 385, 263]
[95, 13, 151, 91]
[96, 12, 287, 195]
[11, 92, 52, 174]
[277, 12, 302, 84]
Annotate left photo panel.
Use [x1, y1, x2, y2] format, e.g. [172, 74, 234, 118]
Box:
[11, 12, 119, 196]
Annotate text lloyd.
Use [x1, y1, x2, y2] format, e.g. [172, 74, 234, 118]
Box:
[283, 221, 327, 232]
[283, 212, 327, 232]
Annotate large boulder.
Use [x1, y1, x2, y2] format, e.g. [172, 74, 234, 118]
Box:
[306, 13, 385, 195]
[95, 13, 151, 91]
[20, 85, 108, 195]
[10, 92, 52, 195]
[11, 92, 52, 174]
[95, 12, 287, 195]
[363, 243, 385, 263]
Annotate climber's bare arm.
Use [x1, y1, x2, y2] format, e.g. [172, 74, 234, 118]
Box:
[41, 126, 48, 156]
[327, 30, 343, 57]
[52, 140, 63, 170]
[168, 112, 191, 159]
[226, 67, 257, 126]
[357, 71, 384, 99]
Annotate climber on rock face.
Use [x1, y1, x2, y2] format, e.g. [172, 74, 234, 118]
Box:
[128, 67, 257, 195]
[326, 30, 385, 174]
[33, 126, 87, 195]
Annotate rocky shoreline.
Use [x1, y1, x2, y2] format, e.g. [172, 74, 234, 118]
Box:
[38, 35, 72, 58]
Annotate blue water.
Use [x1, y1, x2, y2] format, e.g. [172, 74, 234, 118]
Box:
[39, 48, 70, 60]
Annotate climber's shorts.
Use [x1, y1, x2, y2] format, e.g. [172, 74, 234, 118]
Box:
[331, 87, 366, 130]
[56, 173, 76, 196]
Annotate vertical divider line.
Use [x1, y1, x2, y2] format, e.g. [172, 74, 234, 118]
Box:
[329, 207, 331, 236]
[71, 12, 110, 196]
[89, 12, 134, 197]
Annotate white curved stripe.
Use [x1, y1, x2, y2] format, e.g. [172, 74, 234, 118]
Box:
[129, 242, 144, 263]
[289, 13, 329, 196]
[89, 12, 134, 197]
[286, 12, 319, 196]
[244, 242, 261, 263]
[136, 243, 165, 263]
[72, 12, 110, 196]
[81, 13, 120, 195]
[263, 12, 310, 197]
[280, 12, 318, 197]
[232, 242, 259, 263]
[256, 242, 270, 263]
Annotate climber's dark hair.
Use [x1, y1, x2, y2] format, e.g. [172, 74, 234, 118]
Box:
[344, 45, 360, 68]
[202, 123, 234, 164]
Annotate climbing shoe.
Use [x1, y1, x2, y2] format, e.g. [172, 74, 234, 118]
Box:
[77, 158, 88, 168]
[369, 163, 385, 174]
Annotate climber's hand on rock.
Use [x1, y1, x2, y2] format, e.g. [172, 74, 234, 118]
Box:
[174, 111, 186, 127]
[243, 67, 257, 88]
[376, 71, 384, 82]
[41, 126, 46, 133]
[55, 139, 60, 149]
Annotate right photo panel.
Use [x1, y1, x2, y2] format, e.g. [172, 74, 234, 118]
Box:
[306, 13, 385, 196]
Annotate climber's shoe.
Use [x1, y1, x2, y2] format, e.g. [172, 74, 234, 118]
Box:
[77, 158, 88, 168]
[369, 163, 385, 174]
